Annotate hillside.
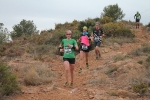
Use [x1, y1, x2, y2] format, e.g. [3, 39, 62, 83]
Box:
[1, 24, 150, 100]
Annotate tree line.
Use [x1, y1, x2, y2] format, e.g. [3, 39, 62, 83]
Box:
[0, 4, 125, 44]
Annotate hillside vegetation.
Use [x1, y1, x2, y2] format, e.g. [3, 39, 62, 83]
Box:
[1, 4, 150, 100]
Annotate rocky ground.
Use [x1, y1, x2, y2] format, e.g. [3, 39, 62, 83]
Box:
[1, 27, 150, 100]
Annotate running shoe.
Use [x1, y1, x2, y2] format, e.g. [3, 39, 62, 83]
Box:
[64, 82, 69, 87]
[96, 56, 99, 60]
[70, 82, 73, 87]
[99, 53, 101, 58]
[86, 64, 89, 69]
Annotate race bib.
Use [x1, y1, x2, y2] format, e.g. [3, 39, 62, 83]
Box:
[64, 47, 72, 54]
[82, 44, 88, 50]
[137, 16, 140, 19]
[94, 37, 100, 41]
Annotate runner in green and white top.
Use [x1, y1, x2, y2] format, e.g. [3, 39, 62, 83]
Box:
[134, 11, 141, 29]
[59, 30, 78, 87]
[62, 39, 77, 58]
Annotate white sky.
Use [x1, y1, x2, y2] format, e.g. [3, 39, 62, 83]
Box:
[0, 0, 150, 31]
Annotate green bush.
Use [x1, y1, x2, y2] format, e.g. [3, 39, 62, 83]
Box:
[0, 23, 9, 44]
[145, 56, 150, 69]
[101, 4, 125, 21]
[0, 62, 20, 96]
[103, 22, 135, 38]
[132, 83, 148, 95]
[11, 19, 38, 39]
[115, 28, 135, 37]
[138, 60, 143, 64]
[100, 16, 113, 24]
[146, 56, 150, 63]
[78, 18, 96, 33]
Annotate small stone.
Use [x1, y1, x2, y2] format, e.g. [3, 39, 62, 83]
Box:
[104, 48, 109, 53]
[89, 95, 94, 99]
[84, 88, 87, 91]
[83, 95, 87, 97]
[82, 82, 86, 85]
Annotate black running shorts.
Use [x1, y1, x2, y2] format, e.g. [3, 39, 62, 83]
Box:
[63, 58, 75, 64]
[136, 19, 140, 22]
[80, 44, 90, 52]
[94, 41, 101, 47]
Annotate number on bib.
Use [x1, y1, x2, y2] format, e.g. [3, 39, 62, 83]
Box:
[137, 16, 140, 19]
[82, 44, 88, 50]
[64, 47, 72, 54]
[95, 37, 100, 42]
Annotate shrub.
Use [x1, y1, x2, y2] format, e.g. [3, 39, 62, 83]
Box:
[104, 37, 137, 46]
[132, 83, 148, 95]
[129, 48, 142, 56]
[138, 60, 143, 64]
[145, 69, 150, 85]
[105, 67, 118, 75]
[145, 56, 150, 69]
[103, 22, 135, 38]
[129, 43, 150, 56]
[88, 75, 107, 86]
[115, 27, 135, 37]
[11, 19, 38, 39]
[146, 56, 150, 63]
[24, 66, 55, 86]
[101, 4, 125, 21]
[100, 16, 113, 24]
[114, 54, 127, 62]
[146, 22, 150, 27]
[45, 32, 65, 45]
[0, 62, 20, 96]
[108, 90, 118, 96]
[88, 78, 107, 86]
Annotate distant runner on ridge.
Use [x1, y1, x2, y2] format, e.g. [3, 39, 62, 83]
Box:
[134, 11, 141, 29]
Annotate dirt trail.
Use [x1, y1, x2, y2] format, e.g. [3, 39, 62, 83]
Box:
[5, 27, 150, 100]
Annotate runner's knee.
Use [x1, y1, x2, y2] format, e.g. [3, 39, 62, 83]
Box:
[96, 46, 99, 50]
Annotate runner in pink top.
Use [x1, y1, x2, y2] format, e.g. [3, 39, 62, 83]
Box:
[78, 26, 92, 73]
[81, 36, 90, 46]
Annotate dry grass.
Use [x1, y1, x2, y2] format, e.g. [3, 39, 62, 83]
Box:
[88, 74, 108, 86]
[105, 67, 118, 75]
[23, 65, 55, 86]
[104, 37, 138, 46]
[107, 90, 118, 96]
[129, 43, 150, 56]
[113, 54, 128, 62]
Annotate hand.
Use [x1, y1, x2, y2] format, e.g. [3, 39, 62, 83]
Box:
[60, 49, 63, 53]
[100, 36, 102, 39]
[77, 39, 79, 43]
[90, 36, 93, 40]
[67, 44, 73, 48]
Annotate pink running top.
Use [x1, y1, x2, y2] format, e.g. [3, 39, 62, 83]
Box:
[81, 36, 90, 46]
